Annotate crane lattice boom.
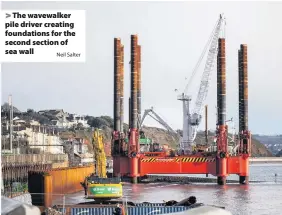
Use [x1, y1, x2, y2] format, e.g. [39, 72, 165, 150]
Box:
[179, 14, 225, 153]
[190, 15, 225, 139]
[193, 15, 225, 119]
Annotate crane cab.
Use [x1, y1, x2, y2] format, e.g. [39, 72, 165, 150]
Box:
[190, 113, 202, 126]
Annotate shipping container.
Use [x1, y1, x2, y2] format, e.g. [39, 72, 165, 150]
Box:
[51, 206, 192, 215]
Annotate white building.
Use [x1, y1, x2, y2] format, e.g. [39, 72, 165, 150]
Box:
[72, 114, 90, 128]
[15, 126, 64, 154]
[51, 119, 72, 128]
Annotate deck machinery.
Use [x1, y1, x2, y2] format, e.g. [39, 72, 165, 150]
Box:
[112, 15, 251, 185]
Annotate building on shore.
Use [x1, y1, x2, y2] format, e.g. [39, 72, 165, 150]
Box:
[2, 122, 64, 154]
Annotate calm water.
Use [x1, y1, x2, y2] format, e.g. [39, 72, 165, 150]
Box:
[24, 163, 282, 215]
[122, 164, 282, 215]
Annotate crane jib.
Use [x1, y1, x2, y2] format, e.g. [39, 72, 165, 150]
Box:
[179, 14, 225, 150]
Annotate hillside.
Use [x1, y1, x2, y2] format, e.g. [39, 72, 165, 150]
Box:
[252, 134, 282, 155]
[63, 117, 273, 157]
[251, 136, 273, 157]
[1, 103, 271, 157]
[276, 150, 282, 157]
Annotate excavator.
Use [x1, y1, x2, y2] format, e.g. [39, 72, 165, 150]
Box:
[140, 107, 179, 156]
[81, 128, 123, 200]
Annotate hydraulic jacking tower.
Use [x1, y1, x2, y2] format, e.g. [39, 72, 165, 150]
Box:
[112, 35, 141, 183]
[128, 35, 140, 184]
[215, 40, 251, 185]
[238, 44, 251, 184]
[216, 38, 228, 185]
[112, 38, 127, 178]
[213, 40, 251, 185]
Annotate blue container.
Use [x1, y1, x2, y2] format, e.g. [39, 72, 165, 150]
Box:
[127, 206, 190, 215]
[71, 207, 114, 214]
[70, 206, 190, 215]
[134, 203, 166, 207]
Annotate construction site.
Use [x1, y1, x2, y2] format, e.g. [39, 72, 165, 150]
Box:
[2, 13, 251, 215]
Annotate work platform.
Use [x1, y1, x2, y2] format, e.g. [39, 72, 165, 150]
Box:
[111, 16, 250, 185]
[139, 156, 248, 176]
[113, 155, 249, 183]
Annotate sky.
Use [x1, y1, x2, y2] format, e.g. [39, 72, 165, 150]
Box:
[1, 1, 282, 135]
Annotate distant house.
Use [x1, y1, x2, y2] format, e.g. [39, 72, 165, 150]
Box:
[14, 119, 26, 126]
[2, 123, 64, 154]
[51, 119, 71, 128]
[38, 110, 89, 129]
[63, 137, 88, 154]
[13, 118, 40, 127]
[72, 114, 90, 128]
[38, 109, 73, 128]
[30, 120, 40, 126]
[63, 138, 93, 166]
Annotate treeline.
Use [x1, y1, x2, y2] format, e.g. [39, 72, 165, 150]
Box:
[86, 115, 129, 132]
[276, 150, 282, 157]
[86, 115, 114, 128]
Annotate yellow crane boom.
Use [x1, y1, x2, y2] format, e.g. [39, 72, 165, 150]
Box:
[92, 128, 107, 178]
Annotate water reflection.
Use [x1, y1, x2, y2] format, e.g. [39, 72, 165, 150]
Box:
[123, 181, 282, 215]
[122, 165, 282, 215]
[233, 185, 251, 214]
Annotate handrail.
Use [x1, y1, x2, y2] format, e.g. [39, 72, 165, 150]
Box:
[1, 154, 68, 164]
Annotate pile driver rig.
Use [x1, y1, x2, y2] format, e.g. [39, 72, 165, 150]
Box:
[111, 14, 251, 185]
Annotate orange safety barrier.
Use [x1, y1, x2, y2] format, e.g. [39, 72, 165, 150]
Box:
[28, 165, 94, 207]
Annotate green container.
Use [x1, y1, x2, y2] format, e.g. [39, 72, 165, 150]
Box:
[89, 186, 121, 195]
[125, 138, 152, 145]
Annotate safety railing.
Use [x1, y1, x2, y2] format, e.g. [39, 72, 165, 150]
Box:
[1, 154, 68, 164]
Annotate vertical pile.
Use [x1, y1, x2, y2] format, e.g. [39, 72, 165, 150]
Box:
[114, 38, 122, 132]
[238, 44, 248, 132]
[238, 44, 249, 155]
[130, 35, 138, 129]
[129, 97, 131, 129]
[120, 44, 124, 133]
[217, 38, 226, 127]
[137, 45, 142, 128]
[129, 35, 140, 183]
[216, 38, 228, 185]
[216, 38, 228, 157]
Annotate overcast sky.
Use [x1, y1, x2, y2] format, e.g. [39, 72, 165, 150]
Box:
[1, 1, 282, 135]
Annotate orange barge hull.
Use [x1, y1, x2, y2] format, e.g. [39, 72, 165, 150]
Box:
[113, 156, 249, 177]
